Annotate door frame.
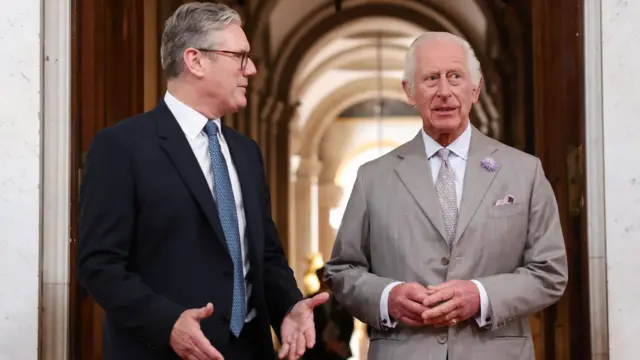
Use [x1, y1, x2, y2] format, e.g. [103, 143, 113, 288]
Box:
[35, 1, 609, 360]
[583, 0, 609, 357]
[40, 0, 72, 359]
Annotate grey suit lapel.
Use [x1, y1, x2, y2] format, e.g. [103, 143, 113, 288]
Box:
[454, 128, 499, 243]
[394, 132, 449, 242]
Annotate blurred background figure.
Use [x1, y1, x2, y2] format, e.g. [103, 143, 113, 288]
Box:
[304, 266, 354, 360]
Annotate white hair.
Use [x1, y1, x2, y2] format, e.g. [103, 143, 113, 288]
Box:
[402, 32, 482, 94]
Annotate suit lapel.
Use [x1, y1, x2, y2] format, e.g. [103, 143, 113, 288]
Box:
[154, 102, 228, 251]
[394, 133, 449, 242]
[454, 128, 499, 243]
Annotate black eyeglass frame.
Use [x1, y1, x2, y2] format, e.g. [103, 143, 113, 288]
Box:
[196, 48, 255, 70]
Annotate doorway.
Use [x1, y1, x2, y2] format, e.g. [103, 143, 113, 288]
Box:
[68, 1, 589, 359]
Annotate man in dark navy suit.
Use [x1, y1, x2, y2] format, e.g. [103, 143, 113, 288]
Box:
[76, 3, 328, 360]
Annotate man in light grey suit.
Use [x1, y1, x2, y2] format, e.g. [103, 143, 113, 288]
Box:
[323, 32, 568, 360]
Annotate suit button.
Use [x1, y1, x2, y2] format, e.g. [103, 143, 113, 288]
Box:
[437, 334, 447, 344]
[441, 257, 450, 266]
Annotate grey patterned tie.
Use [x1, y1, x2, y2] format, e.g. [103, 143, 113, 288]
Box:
[434, 148, 458, 243]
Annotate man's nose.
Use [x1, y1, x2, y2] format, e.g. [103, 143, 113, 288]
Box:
[436, 78, 452, 97]
[244, 58, 257, 77]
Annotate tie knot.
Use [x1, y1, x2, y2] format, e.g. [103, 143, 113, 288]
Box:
[437, 148, 451, 161]
[203, 121, 219, 137]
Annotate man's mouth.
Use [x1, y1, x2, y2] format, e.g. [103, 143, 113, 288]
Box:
[433, 107, 457, 113]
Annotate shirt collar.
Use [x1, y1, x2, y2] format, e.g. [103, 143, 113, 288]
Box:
[421, 121, 472, 160]
[164, 91, 221, 140]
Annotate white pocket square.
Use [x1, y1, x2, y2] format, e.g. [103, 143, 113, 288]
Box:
[495, 195, 515, 206]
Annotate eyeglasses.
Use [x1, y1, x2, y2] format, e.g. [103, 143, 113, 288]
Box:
[196, 49, 255, 70]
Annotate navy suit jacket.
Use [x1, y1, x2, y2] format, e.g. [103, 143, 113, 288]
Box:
[76, 101, 302, 359]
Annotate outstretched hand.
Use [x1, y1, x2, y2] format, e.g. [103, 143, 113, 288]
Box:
[278, 292, 330, 360]
[170, 302, 224, 360]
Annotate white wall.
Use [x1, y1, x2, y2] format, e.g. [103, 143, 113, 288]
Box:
[601, 0, 640, 359]
[0, 0, 42, 359]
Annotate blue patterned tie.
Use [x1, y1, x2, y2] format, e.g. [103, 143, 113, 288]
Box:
[203, 121, 245, 336]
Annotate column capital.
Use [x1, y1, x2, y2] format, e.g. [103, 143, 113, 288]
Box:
[296, 156, 322, 178]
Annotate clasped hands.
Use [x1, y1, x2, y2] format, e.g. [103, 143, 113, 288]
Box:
[169, 292, 330, 360]
[388, 280, 480, 328]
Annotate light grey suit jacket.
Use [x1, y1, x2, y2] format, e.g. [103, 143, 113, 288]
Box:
[324, 127, 568, 360]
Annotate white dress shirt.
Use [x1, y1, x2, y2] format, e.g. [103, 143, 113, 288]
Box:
[379, 122, 492, 329]
[164, 91, 255, 322]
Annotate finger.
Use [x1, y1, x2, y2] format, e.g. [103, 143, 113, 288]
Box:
[425, 308, 460, 327]
[288, 333, 298, 360]
[401, 298, 428, 318]
[192, 302, 214, 320]
[406, 288, 430, 304]
[278, 341, 290, 359]
[422, 301, 456, 320]
[422, 298, 460, 320]
[309, 292, 330, 308]
[296, 331, 306, 357]
[303, 326, 316, 349]
[209, 345, 224, 360]
[429, 311, 461, 328]
[427, 280, 456, 291]
[422, 288, 455, 307]
[277, 330, 294, 359]
[193, 331, 222, 360]
[431, 319, 453, 328]
[186, 347, 208, 360]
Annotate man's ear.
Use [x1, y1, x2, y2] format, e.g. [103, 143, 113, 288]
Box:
[402, 80, 415, 106]
[472, 77, 484, 103]
[183, 48, 207, 78]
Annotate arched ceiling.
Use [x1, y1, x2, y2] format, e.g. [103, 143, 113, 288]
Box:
[250, 0, 492, 156]
[268, 0, 487, 58]
[288, 15, 424, 134]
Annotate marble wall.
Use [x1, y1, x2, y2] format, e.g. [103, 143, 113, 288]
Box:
[601, 0, 640, 359]
[0, 0, 42, 359]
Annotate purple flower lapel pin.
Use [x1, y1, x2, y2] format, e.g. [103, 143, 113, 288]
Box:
[481, 157, 499, 172]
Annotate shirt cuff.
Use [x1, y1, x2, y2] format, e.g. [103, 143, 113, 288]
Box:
[380, 281, 403, 329]
[471, 279, 492, 328]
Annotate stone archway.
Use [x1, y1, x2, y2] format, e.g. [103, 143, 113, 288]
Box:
[289, 78, 410, 287]
[259, 1, 507, 287]
[247, 2, 573, 359]
[269, 2, 484, 102]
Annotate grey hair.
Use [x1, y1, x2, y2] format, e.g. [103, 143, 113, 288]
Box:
[402, 32, 482, 94]
[161, 2, 242, 79]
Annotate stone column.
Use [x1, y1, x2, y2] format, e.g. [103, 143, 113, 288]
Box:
[290, 156, 322, 289]
[41, 2, 72, 359]
[318, 182, 343, 262]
